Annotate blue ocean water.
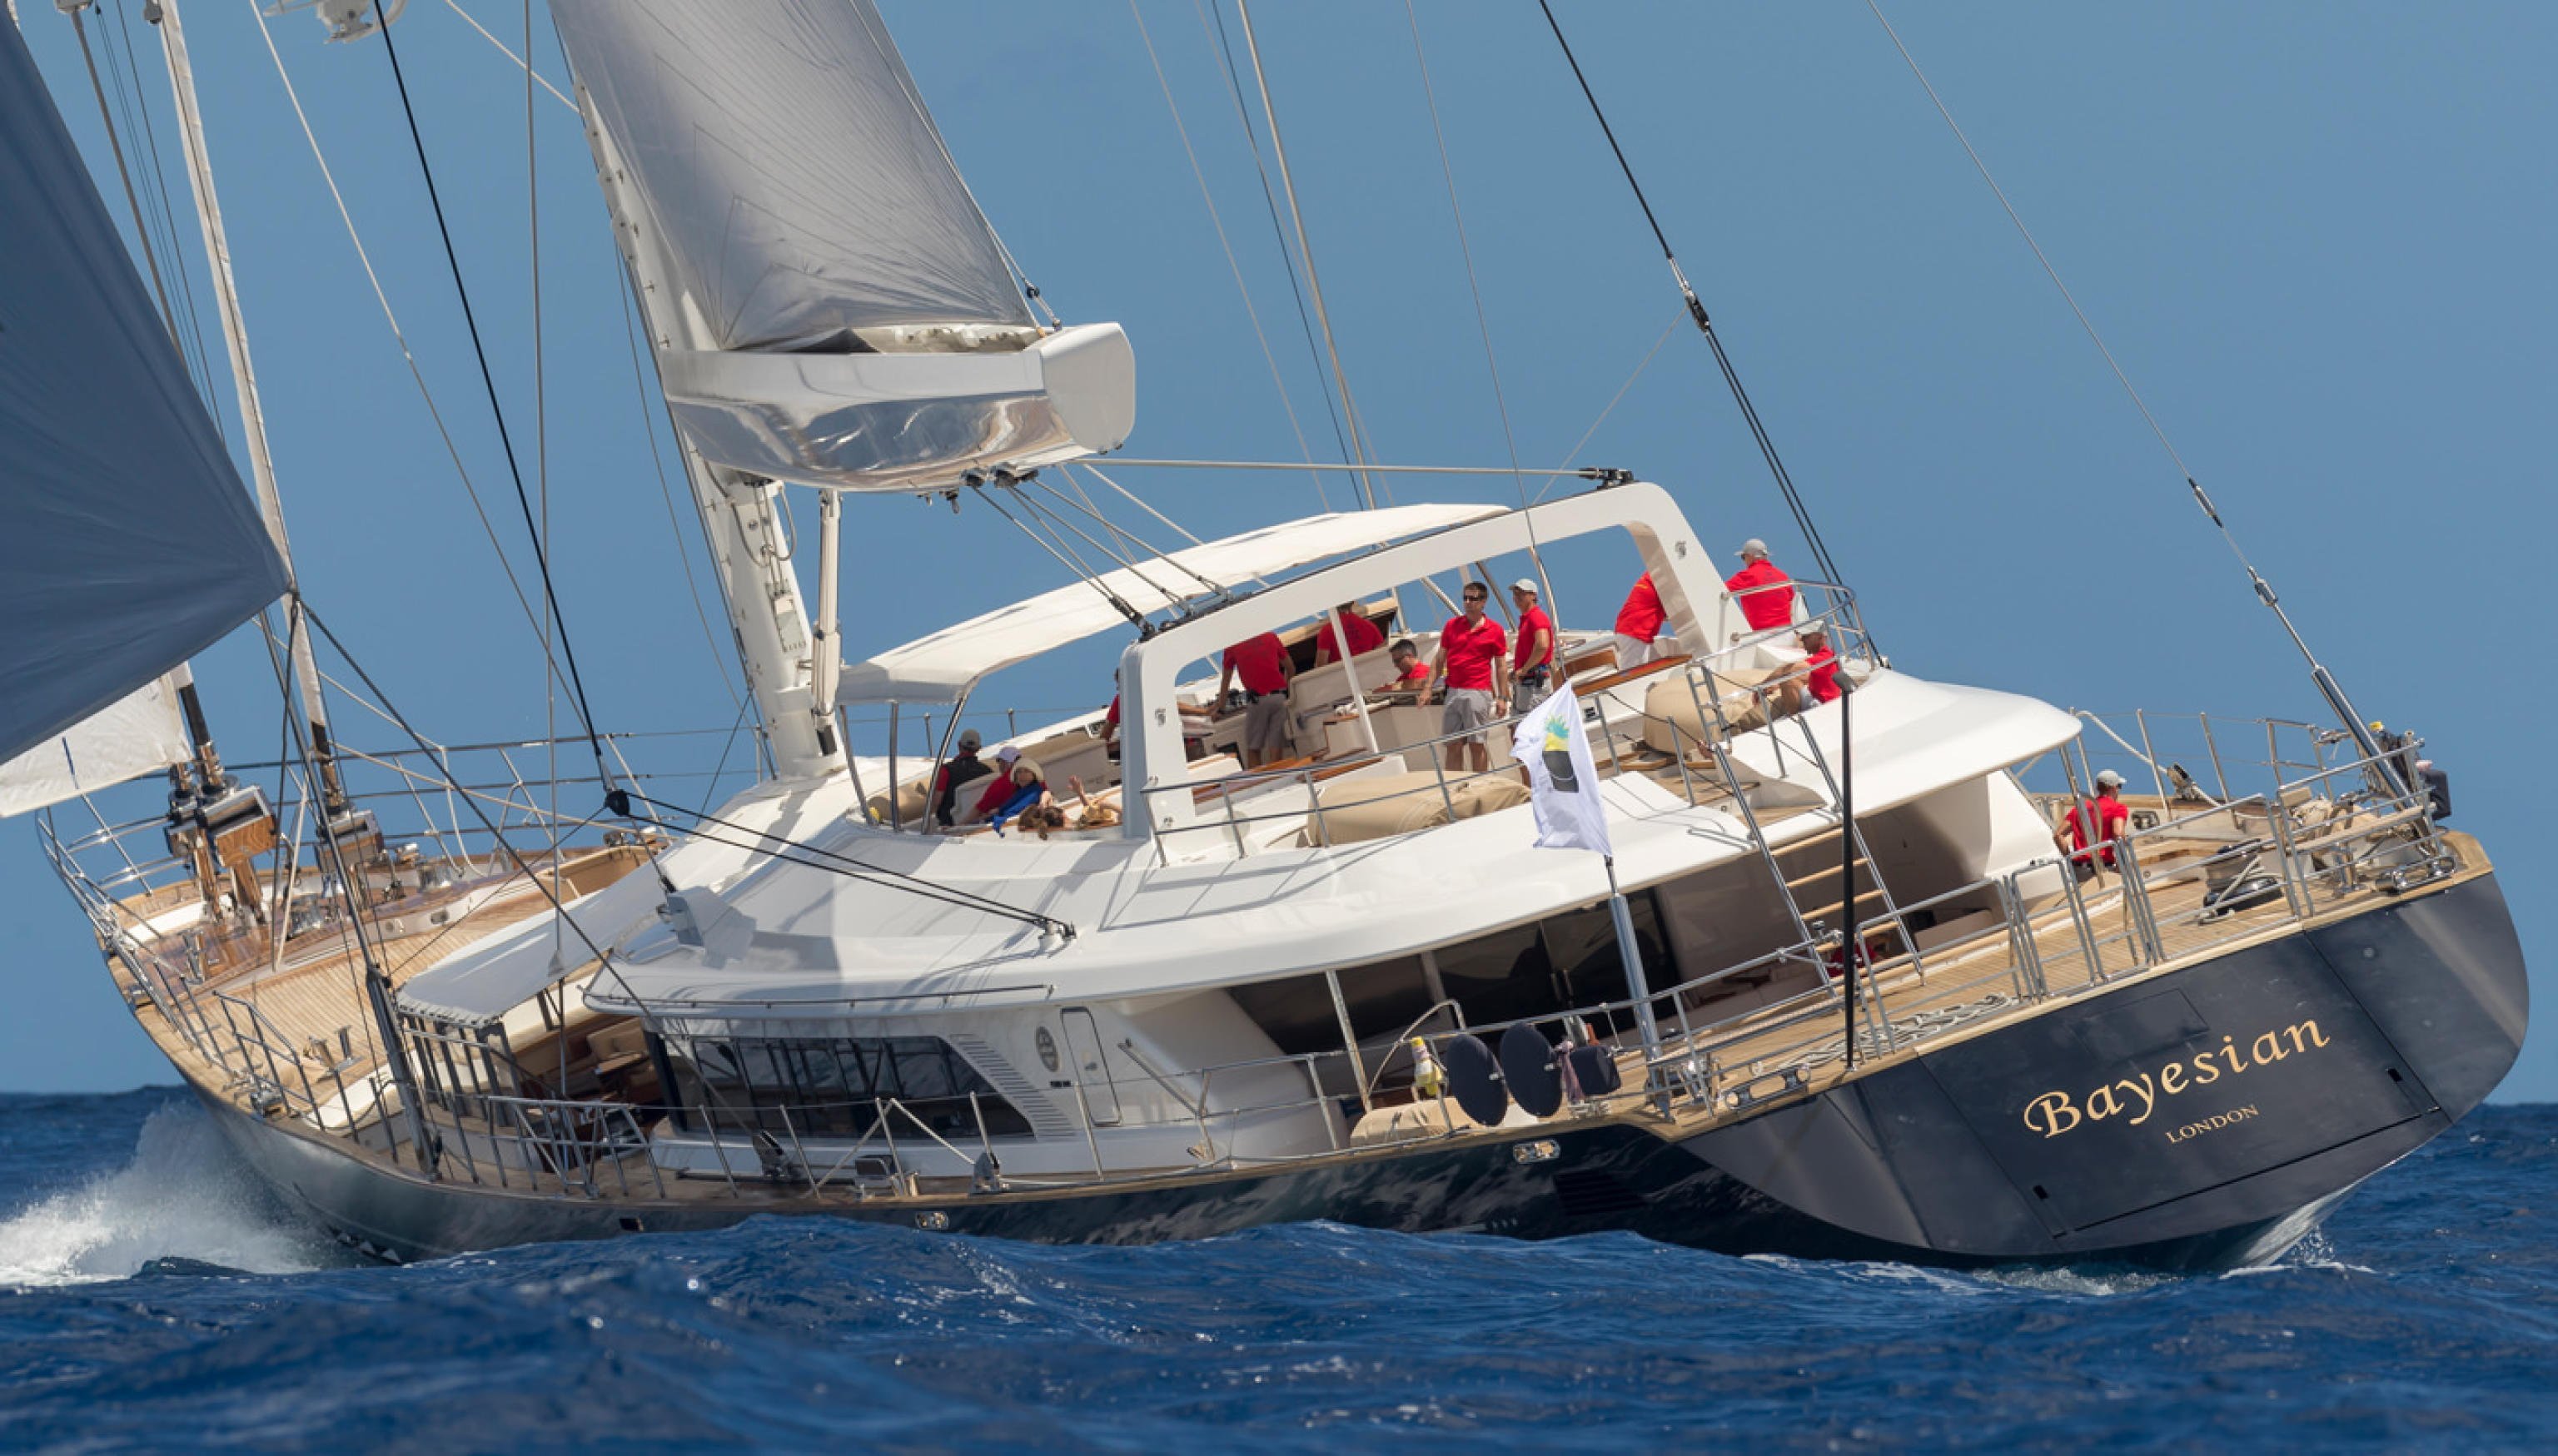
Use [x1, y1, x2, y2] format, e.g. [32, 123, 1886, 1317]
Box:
[2, 1091, 2553, 1452]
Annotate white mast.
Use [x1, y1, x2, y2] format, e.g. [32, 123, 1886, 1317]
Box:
[152, 0, 344, 802]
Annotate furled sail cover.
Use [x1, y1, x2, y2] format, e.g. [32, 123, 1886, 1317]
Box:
[549, 0, 1031, 352]
[0, 25, 288, 770]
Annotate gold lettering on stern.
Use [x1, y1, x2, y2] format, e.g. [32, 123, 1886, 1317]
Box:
[2018, 1021, 2331, 1141]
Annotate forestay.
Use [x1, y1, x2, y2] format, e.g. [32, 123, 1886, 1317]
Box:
[0, 25, 288, 769]
[837, 503, 1502, 706]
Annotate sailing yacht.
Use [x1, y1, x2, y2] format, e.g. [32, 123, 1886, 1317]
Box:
[7, 1, 2526, 1270]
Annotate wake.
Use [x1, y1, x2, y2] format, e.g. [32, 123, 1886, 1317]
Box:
[0, 1100, 340, 1288]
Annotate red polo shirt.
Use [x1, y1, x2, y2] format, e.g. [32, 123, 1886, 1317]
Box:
[1615, 574, 1666, 640]
[1224, 633, 1291, 695]
[1393, 658, 1431, 686]
[1513, 605, 1555, 673]
[1439, 614, 1507, 691]
[1804, 646, 1842, 704]
[1313, 612, 1384, 663]
[2066, 793, 2132, 868]
[1727, 559, 1796, 631]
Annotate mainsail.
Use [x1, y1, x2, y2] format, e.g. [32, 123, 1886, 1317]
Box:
[0, 22, 288, 775]
[552, 0, 1135, 492]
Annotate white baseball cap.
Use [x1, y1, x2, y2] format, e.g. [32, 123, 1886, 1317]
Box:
[1510, 578, 1539, 597]
[1738, 538, 1769, 559]
[994, 744, 1021, 765]
[2095, 769, 2126, 788]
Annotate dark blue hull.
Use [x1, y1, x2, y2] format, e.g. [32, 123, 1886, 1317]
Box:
[195, 875, 2528, 1271]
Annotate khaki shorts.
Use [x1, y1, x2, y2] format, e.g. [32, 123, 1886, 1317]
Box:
[1243, 693, 1293, 755]
[1441, 688, 1495, 744]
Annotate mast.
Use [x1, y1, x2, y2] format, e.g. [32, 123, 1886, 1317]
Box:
[550, 0, 1129, 781]
[152, 0, 347, 808]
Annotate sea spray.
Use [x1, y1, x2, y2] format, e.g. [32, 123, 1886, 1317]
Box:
[0, 1096, 341, 1287]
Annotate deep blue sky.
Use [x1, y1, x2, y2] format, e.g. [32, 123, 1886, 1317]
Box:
[8, 2, 2551, 1096]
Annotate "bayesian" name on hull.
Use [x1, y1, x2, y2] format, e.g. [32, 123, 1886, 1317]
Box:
[2023, 1020, 2332, 1139]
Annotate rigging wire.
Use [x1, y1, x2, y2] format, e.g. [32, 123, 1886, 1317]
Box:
[610, 256, 744, 711]
[610, 790, 1074, 940]
[66, 6, 178, 340]
[89, 0, 221, 420]
[112, 0, 223, 424]
[1860, 0, 2383, 751]
[1231, 0, 1386, 511]
[974, 487, 1148, 630]
[1127, 0, 1328, 511]
[1021, 474, 1232, 603]
[246, 0, 569, 700]
[1055, 467, 1172, 577]
[847, 0, 1058, 329]
[296, 605, 656, 1012]
[1535, 310, 1684, 502]
[1535, 1, 1851, 604]
[371, 0, 612, 787]
[523, 0, 563, 998]
[440, 0, 575, 112]
[1404, 1, 1551, 600]
[1199, 0, 1360, 488]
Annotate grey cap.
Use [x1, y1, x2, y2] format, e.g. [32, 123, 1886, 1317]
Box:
[957, 728, 983, 752]
[2095, 769, 2126, 789]
[1738, 538, 1769, 559]
[1510, 578, 1540, 597]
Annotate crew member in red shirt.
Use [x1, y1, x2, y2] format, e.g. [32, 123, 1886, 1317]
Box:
[1614, 572, 1668, 668]
[1216, 630, 1295, 768]
[2058, 769, 2132, 875]
[1314, 603, 1385, 665]
[1768, 620, 1845, 717]
[1421, 582, 1509, 773]
[1726, 538, 1796, 635]
[1374, 639, 1433, 693]
[1509, 578, 1555, 712]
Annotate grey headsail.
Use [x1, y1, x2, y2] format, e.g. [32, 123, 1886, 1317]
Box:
[551, 0, 1134, 492]
[0, 22, 288, 771]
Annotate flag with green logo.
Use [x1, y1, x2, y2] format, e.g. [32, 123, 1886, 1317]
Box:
[1510, 683, 1610, 856]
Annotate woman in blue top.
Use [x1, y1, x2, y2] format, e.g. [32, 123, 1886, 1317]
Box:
[986, 759, 1052, 834]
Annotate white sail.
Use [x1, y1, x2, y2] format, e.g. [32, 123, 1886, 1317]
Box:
[0, 676, 191, 818]
[0, 23, 289, 768]
[550, 0, 1028, 351]
[553, 0, 1136, 491]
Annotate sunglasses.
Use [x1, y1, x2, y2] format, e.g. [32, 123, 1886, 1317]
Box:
[1463, 592, 1486, 602]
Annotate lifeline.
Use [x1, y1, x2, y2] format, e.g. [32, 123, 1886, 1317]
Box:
[2022, 1021, 2331, 1139]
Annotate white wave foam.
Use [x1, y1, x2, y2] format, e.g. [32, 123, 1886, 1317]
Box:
[0, 1100, 339, 1288]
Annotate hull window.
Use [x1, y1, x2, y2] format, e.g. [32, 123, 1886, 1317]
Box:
[667, 1035, 1032, 1141]
[1229, 956, 1434, 1057]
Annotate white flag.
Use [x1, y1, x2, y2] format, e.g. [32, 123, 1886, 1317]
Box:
[1510, 683, 1611, 857]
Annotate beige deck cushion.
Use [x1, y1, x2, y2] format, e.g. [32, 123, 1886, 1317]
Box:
[864, 777, 932, 825]
[1640, 667, 1774, 755]
[1302, 771, 1530, 847]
